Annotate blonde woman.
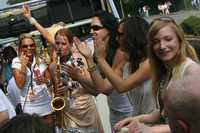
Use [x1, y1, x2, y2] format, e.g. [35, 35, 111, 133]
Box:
[12, 34, 53, 126]
[115, 17, 200, 133]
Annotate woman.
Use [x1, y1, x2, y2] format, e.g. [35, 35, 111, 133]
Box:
[69, 11, 135, 131]
[12, 33, 53, 126]
[23, 5, 103, 132]
[115, 17, 200, 133]
[75, 16, 156, 131]
[90, 12, 135, 131]
[49, 28, 104, 132]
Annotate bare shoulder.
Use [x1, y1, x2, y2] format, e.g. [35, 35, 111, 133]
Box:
[185, 63, 200, 75]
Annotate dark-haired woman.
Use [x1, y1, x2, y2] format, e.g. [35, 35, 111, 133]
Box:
[69, 11, 134, 132]
[75, 16, 156, 131]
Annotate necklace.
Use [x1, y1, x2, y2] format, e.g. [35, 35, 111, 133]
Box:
[157, 70, 172, 110]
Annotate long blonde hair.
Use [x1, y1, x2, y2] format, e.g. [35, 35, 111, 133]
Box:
[147, 18, 199, 96]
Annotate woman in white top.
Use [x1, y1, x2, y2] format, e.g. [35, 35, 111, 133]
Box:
[115, 17, 200, 133]
[12, 33, 53, 126]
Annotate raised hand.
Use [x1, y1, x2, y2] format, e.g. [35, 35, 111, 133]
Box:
[20, 52, 30, 67]
[93, 36, 109, 60]
[61, 63, 82, 81]
[23, 4, 32, 20]
[73, 37, 92, 59]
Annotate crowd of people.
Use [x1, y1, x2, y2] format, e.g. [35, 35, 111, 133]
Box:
[0, 3, 200, 133]
[191, 0, 200, 9]
[158, 1, 172, 15]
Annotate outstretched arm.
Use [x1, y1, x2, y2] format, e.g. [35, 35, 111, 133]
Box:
[96, 58, 151, 93]
[23, 4, 55, 44]
[88, 36, 151, 93]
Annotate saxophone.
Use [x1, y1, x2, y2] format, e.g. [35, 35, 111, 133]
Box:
[50, 49, 66, 128]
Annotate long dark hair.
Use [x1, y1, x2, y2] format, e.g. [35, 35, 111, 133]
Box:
[3, 46, 17, 64]
[93, 11, 118, 65]
[122, 16, 150, 72]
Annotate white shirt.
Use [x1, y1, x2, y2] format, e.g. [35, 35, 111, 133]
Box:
[12, 57, 52, 116]
[0, 89, 16, 119]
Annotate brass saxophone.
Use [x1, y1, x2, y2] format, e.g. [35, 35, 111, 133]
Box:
[50, 49, 66, 128]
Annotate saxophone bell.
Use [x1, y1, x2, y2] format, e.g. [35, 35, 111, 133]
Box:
[51, 96, 65, 111]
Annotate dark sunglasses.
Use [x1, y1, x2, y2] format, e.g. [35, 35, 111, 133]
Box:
[117, 32, 124, 36]
[90, 25, 104, 31]
[21, 43, 35, 48]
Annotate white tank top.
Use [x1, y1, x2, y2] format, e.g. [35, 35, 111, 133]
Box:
[123, 62, 156, 116]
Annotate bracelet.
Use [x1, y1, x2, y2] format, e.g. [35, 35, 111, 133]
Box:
[87, 63, 97, 72]
[29, 17, 37, 25]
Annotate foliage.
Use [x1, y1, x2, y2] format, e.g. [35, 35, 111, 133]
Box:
[180, 16, 200, 36]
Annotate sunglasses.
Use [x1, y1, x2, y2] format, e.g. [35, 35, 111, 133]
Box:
[90, 25, 104, 31]
[117, 32, 124, 36]
[151, 16, 176, 25]
[21, 43, 35, 48]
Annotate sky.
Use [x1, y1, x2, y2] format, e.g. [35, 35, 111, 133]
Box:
[0, 0, 9, 9]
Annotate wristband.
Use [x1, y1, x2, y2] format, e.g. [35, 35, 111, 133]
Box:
[29, 17, 37, 25]
[87, 63, 97, 72]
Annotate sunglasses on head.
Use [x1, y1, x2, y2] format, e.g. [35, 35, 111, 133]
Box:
[151, 16, 176, 25]
[90, 25, 104, 31]
[19, 33, 34, 40]
[21, 43, 35, 48]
